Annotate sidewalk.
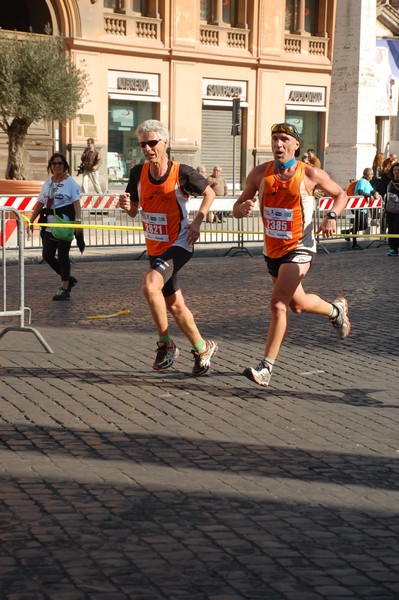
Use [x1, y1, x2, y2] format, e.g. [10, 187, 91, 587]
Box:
[1, 248, 398, 599]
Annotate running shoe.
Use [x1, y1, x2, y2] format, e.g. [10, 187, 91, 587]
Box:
[387, 249, 398, 256]
[191, 340, 218, 376]
[329, 296, 351, 339]
[153, 340, 179, 370]
[243, 360, 272, 387]
[52, 288, 70, 301]
[67, 276, 78, 292]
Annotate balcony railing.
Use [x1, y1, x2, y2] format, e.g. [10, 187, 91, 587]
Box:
[284, 33, 329, 58]
[104, 13, 161, 41]
[200, 25, 249, 51]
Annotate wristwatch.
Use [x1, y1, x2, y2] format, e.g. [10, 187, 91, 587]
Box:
[326, 211, 337, 220]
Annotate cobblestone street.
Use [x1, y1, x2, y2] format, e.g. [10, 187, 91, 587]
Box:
[1, 248, 398, 599]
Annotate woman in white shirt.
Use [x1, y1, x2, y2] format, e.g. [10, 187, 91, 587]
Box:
[29, 153, 82, 301]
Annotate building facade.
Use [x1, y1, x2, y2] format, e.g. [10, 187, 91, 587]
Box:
[0, 0, 337, 190]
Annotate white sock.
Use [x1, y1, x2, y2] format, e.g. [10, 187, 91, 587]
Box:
[329, 304, 339, 319]
[263, 357, 274, 371]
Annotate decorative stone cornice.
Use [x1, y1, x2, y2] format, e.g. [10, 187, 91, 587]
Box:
[377, 2, 399, 35]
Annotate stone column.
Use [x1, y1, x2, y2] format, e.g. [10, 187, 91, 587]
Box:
[324, 0, 377, 188]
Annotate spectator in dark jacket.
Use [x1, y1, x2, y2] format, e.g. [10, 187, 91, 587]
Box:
[80, 138, 102, 194]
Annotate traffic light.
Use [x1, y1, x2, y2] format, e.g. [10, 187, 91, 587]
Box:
[231, 98, 240, 136]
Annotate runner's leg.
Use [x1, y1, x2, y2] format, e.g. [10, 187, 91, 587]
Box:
[264, 262, 312, 360]
[165, 290, 202, 346]
[142, 268, 169, 337]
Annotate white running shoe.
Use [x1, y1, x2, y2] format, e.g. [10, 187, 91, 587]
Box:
[243, 360, 272, 387]
[330, 296, 351, 339]
[191, 340, 218, 376]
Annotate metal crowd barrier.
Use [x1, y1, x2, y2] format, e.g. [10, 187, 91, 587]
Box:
[0, 206, 53, 353]
[315, 196, 385, 253]
[0, 193, 387, 255]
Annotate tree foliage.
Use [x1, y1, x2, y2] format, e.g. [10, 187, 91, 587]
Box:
[0, 32, 88, 179]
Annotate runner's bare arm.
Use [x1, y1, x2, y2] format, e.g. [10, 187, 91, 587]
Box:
[233, 164, 265, 218]
[306, 166, 348, 238]
[186, 185, 216, 244]
[305, 166, 347, 216]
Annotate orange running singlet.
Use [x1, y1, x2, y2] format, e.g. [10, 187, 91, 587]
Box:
[138, 161, 191, 256]
[258, 161, 316, 259]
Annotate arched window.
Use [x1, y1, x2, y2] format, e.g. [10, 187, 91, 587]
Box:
[0, 0, 52, 33]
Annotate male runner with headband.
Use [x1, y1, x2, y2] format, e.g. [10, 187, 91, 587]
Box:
[119, 119, 218, 376]
[233, 122, 351, 387]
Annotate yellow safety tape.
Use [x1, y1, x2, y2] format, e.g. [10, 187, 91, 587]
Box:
[20, 215, 399, 237]
[87, 309, 131, 319]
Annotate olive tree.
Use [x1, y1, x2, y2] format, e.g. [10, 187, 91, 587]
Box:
[0, 32, 88, 179]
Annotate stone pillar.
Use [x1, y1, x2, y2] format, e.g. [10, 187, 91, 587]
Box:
[325, 0, 377, 188]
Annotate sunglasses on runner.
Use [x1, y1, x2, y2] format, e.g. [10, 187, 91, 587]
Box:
[51, 161, 64, 165]
[271, 123, 299, 140]
[139, 139, 162, 149]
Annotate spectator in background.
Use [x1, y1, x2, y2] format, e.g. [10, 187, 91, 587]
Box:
[371, 152, 385, 192]
[207, 165, 228, 223]
[384, 162, 399, 256]
[196, 165, 207, 177]
[307, 148, 321, 168]
[28, 153, 82, 301]
[379, 154, 398, 198]
[343, 168, 380, 250]
[80, 138, 103, 194]
[301, 153, 311, 164]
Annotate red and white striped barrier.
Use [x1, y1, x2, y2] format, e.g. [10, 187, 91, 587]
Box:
[1, 194, 382, 213]
[80, 195, 120, 209]
[0, 194, 121, 211]
[0, 195, 121, 246]
[319, 196, 382, 210]
[0, 195, 38, 211]
[0, 196, 37, 246]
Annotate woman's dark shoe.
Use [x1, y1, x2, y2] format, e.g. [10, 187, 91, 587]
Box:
[67, 276, 78, 292]
[53, 288, 70, 301]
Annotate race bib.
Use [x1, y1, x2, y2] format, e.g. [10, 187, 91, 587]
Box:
[263, 206, 293, 239]
[141, 211, 169, 241]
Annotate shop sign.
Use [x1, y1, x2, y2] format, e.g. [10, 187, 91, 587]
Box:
[285, 85, 325, 107]
[108, 70, 159, 96]
[117, 78, 150, 92]
[202, 78, 247, 101]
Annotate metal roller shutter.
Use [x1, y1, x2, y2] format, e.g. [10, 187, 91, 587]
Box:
[201, 106, 241, 187]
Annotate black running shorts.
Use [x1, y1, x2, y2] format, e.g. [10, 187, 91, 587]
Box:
[149, 246, 193, 297]
[264, 249, 314, 278]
